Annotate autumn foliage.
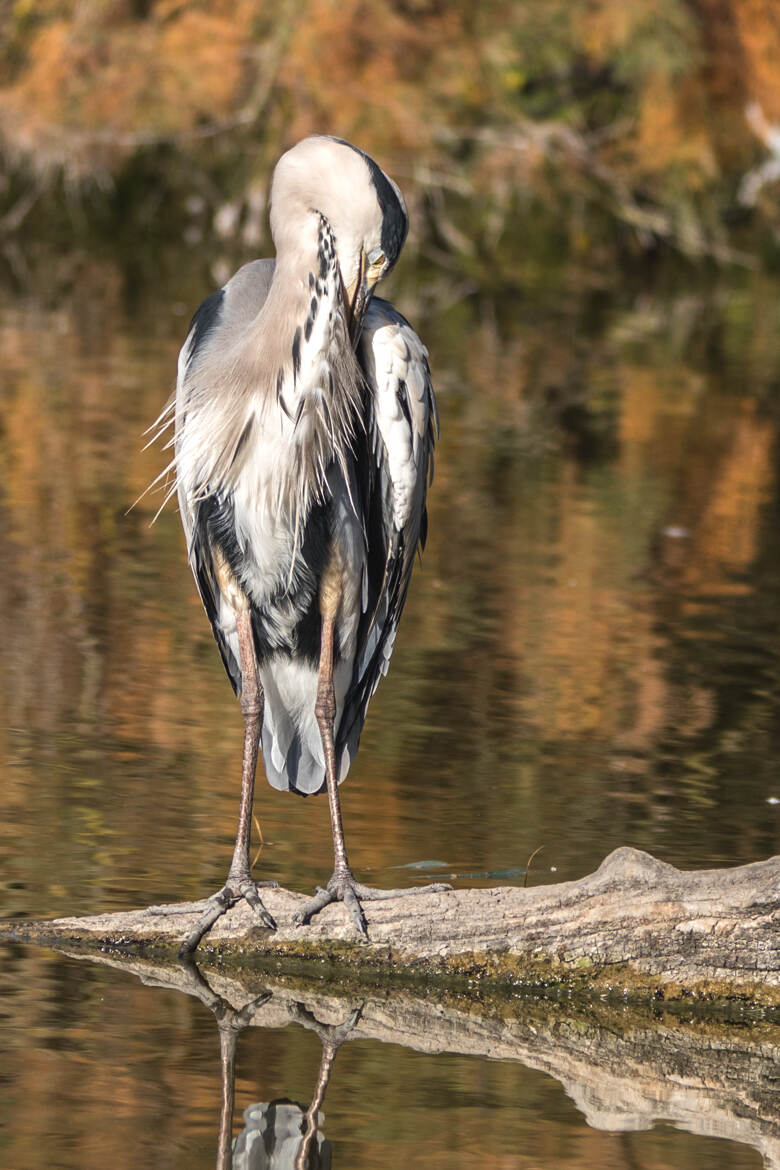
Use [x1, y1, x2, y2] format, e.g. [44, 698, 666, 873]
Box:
[0, 0, 778, 261]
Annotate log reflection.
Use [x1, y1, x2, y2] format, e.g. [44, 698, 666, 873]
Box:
[44, 946, 780, 1170]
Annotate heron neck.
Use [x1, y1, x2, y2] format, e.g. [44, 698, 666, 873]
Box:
[260, 217, 347, 403]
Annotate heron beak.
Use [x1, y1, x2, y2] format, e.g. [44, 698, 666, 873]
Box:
[346, 249, 371, 346]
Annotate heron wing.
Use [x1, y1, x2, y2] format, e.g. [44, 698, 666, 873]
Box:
[338, 296, 438, 767]
[175, 260, 275, 694]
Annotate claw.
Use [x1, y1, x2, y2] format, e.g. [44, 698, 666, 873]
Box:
[240, 879, 278, 930]
[342, 884, 368, 938]
[232, 991, 273, 1029]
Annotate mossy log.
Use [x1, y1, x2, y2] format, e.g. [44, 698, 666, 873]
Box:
[2, 847, 779, 1006]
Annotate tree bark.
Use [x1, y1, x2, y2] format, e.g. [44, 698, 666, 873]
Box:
[1, 847, 778, 1005]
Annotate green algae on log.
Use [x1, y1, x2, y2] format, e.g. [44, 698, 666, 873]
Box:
[1, 847, 778, 1007]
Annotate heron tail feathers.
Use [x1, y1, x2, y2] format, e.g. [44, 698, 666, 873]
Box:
[258, 658, 357, 796]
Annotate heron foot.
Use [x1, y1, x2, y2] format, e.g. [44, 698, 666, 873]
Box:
[179, 875, 278, 957]
[293, 867, 450, 940]
[287, 1000, 364, 1049]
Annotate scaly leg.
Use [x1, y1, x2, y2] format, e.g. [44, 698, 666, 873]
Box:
[178, 608, 277, 955]
[293, 611, 448, 939]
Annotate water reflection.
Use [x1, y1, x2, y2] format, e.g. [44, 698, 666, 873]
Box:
[176, 955, 349, 1169]
[231, 1001, 361, 1170]
[3, 943, 774, 1170]
[234, 1101, 331, 1170]
[1, 257, 780, 1168]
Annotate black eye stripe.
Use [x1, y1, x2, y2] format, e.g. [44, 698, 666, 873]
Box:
[328, 137, 408, 267]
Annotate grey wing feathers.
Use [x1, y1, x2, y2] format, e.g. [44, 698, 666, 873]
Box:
[175, 261, 275, 695]
[338, 297, 438, 764]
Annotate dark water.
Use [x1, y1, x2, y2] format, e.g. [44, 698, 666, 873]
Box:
[0, 252, 778, 1167]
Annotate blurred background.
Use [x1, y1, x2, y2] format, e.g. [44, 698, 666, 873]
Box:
[1, 4, 780, 1168]
[0, 0, 780, 911]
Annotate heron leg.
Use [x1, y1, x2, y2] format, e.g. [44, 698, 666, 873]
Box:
[179, 608, 277, 956]
[316, 613, 351, 874]
[293, 612, 449, 939]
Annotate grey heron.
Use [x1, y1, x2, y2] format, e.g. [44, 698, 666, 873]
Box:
[155, 136, 446, 952]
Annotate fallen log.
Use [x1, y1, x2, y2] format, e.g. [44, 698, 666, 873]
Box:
[1, 847, 778, 1006]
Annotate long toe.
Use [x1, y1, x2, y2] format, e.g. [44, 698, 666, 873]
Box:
[179, 879, 277, 956]
[179, 889, 234, 956]
[238, 879, 278, 930]
[294, 871, 448, 938]
[292, 885, 336, 927]
[341, 884, 368, 938]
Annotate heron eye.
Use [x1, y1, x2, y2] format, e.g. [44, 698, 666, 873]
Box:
[367, 248, 386, 269]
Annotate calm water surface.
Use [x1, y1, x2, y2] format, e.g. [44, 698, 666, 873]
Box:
[0, 254, 779, 1167]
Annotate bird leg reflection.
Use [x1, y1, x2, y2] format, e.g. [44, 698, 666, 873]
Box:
[175, 955, 272, 1170]
[217, 1022, 237, 1170]
[294, 610, 449, 939]
[179, 608, 277, 955]
[228, 998, 360, 1170]
[291, 1003, 363, 1170]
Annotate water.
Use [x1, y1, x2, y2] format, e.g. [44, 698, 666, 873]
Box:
[0, 252, 778, 1167]
[0, 944, 771, 1169]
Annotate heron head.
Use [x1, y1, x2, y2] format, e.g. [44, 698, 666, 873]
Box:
[269, 136, 408, 342]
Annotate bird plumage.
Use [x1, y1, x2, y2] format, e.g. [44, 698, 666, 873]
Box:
[166, 137, 437, 798]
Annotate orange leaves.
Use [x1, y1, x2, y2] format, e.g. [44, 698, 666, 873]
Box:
[732, 0, 780, 121]
[279, 0, 467, 154]
[0, 2, 252, 176]
[634, 72, 718, 184]
[0, 0, 777, 256]
[156, 11, 246, 127]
